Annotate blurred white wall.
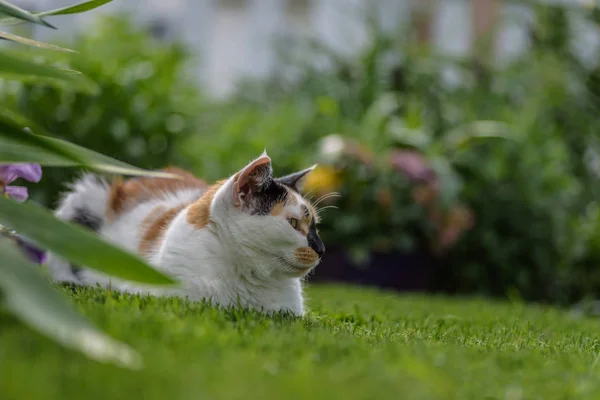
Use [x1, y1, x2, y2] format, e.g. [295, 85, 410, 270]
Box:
[14, 0, 600, 98]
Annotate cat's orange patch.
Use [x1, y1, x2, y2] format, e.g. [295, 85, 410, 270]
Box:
[140, 205, 167, 229]
[300, 221, 310, 236]
[271, 189, 304, 217]
[138, 204, 187, 257]
[187, 180, 227, 229]
[270, 201, 285, 216]
[294, 247, 319, 265]
[107, 166, 207, 221]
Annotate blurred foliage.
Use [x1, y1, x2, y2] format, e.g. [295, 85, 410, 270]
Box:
[182, 3, 600, 304]
[0, 14, 204, 206]
[0, 0, 178, 369]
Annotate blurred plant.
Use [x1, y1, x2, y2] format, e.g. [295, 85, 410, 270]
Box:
[306, 134, 427, 264]
[0, 0, 178, 368]
[306, 116, 496, 264]
[1, 13, 204, 206]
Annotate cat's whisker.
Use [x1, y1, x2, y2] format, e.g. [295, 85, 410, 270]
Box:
[313, 192, 341, 208]
[318, 191, 341, 200]
[313, 197, 340, 209]
[316, 205, 339, 214]
[303, 190, 316, 201]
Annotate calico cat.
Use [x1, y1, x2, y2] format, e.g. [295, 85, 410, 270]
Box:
[46, 151, 325, 316]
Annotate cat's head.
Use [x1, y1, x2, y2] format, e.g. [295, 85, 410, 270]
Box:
[208, 151, 325, 278]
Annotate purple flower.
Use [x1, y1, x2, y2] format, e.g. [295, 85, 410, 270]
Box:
[0, 163, 42, 202]
[0, 163, 46, 263]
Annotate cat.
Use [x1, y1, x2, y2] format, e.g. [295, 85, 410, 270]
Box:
[46, 151, 325, 316]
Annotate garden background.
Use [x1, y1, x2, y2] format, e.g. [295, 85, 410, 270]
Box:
[8, 0, 600, 305]
[4, 1, 600, 399]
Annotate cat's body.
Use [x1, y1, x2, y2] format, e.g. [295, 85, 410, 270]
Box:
[46, 152, 324, 316]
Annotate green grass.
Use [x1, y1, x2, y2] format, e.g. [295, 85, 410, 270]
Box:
[2, 283, 600, 400]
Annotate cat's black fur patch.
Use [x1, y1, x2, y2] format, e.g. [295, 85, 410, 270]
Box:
[69, 207, 103, 277]
[72, 207, 102, 231]
[252, 179, 290, 216]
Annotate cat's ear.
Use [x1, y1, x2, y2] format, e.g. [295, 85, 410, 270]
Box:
[232, 150, 273, 207]
[276, 165, 317, 193]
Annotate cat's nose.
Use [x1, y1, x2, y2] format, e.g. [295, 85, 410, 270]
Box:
[308, 231, 325, 259]
[314, 246, 325, 258]
[309, 238, 325, 258]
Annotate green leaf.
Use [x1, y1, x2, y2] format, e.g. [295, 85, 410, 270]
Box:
[0, 30, 75, 52]
[0, 115, 85, 164]
[38, 0, 114, 17]
[443, 120, 516, 153]
[360, 92, 400, 145]
[0, 110, 182, 179]
[0, 0, 55, 28]
[0, 51, 98, 95]
[387, 117, 432, 151]
[0, 0, 113, 26]
[0, 196, 177, 285]
[0, 238, 142, 368]
[0, 51, 77, 78]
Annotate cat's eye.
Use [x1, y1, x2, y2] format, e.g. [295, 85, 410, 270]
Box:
[289, 218, 298, 229]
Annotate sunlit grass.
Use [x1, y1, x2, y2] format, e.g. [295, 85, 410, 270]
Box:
[2, 283, 600, 399]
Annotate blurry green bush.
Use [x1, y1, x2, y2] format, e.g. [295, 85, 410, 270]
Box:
[1, 15, 204, 206]
[184, 3, 600, 304]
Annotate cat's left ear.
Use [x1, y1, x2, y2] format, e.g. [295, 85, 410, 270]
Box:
[233, 150, 273, 207]
[276, 165, 317, 193]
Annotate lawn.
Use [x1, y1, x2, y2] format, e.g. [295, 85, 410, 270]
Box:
[2, 283, 600, 400]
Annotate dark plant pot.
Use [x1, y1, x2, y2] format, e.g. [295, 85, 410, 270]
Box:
[308, 246, 435, 292]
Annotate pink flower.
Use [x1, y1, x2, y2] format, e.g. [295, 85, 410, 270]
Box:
[0, 163, 42, 202]
[390, 150, 435, 183]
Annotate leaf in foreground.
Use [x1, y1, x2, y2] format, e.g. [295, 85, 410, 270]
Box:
[0, 196, 176, 285]
[0, 0, 55, 28]
[0, 30, 75, 52]
[0, 51, 98, 94]
[0, 111, 181, 179]
[0, 0, 113, 26]
[0, 239, 141, 368]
